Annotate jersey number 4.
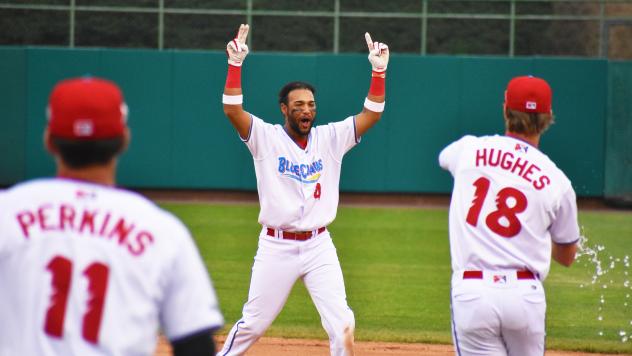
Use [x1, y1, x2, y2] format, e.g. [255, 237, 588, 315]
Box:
[44, 255, 109, 345]
[466, 176, 528, 238]
[314, 183, 321, 199]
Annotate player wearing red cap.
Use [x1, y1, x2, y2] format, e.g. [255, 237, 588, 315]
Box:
[439, 75, 580, 355]
[0, 77, 223, 356]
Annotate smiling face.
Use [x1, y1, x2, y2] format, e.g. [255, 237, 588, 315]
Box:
[281, 88, 316, 139]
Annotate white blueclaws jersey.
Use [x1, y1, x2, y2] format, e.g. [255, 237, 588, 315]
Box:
[244, 115, 359, 231]
[439, 135, 580, 280]
[0, 179, 223, 356]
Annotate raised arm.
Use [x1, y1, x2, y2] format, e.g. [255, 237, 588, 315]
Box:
[355, 32, 389, 138]
[222, 24, 251, 139]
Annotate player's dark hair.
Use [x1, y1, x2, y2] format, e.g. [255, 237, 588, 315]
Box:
[51, 137, 125, 169]
[505, 108, 555, 136]
[278, 81, 316, 105]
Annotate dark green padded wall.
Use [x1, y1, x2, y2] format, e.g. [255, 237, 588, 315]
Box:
[605, 61, 632, 204]
[0, 48, 26, 185]
[0, 47, 614, 196]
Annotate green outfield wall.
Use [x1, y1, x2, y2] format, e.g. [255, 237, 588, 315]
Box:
[0, 47, 626, 197]
[605, 61, 632, 204]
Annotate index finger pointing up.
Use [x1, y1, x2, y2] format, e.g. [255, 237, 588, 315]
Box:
[237, 24, 249, 43]
[365, 32, 374, 50]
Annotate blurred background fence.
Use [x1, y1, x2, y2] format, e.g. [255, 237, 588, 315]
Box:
[1, 0, 632, 59]
[0, 1, 630, 204]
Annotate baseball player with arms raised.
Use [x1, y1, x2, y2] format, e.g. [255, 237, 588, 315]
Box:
[439, 76, 580, 355]
[0, 77, 223, 356]
[216, 24, 388, 356]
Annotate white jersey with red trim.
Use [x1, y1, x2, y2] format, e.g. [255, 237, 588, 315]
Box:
[439, 134, 580, 280]
[243, 114, 358, 231]
[0, 178, 223, 356]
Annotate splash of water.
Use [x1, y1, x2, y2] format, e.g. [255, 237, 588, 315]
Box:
[575, 233, 605, 284]
[575, 231, 631, 343]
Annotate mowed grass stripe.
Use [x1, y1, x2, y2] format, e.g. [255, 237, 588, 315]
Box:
[161, 202, 632, 353]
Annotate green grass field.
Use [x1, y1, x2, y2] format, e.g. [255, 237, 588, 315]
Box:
[161, 202, 632, 354]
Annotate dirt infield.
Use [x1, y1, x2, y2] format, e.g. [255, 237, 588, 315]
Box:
[154, 335, 628, 356]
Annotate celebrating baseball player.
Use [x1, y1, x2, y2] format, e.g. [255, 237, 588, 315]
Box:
[439, 75, 580, 355]
[216, 24, 388, 356]
[0, 77, 223, 356]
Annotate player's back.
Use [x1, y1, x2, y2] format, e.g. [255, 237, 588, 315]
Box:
[0, 178, 213, 356]
[439, 134, 574, 279]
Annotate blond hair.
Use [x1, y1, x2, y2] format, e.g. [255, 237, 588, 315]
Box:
[504, 108, 555, 136]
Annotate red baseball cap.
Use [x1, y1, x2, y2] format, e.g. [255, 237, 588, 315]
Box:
[505, 75, 552, 114]
[47, 77, 128, 139]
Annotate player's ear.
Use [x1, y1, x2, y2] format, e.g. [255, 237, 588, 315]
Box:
[43, 128, 58, 155]
[280, 103, 288, 117]
[119, 127, 131, 155]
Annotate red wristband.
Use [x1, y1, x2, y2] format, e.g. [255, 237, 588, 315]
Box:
[369, 71, 385, 96]
[225, 64, 242, 89]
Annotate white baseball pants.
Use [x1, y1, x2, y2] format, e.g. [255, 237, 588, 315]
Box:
[450, 270, 546, 356]
[217, 229, 355, 356]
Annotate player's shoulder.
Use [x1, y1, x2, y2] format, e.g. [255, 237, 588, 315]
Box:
[0, 180, 50, 219]
[104, 188, 189, 231]
[1, 178, 58, 199]
[251, 114, 279, 129]
[90, 186, 194, 245]
[250, 113, 263, 124]
[507, 137, 569, 179]
[500, 136, 573, 187]
[459, 134, 482, 144]
[533, 151, 572, 187]
[443, 134, 481, 151]
[5, 178, 187, 228]
[331, 116, 355, 126]
[449, 134, 482, 145]
[479, 133, 511, 144]
[251, 113, 284, 133]
[440, 134, 476, 156]
[314, 116, 354, 133]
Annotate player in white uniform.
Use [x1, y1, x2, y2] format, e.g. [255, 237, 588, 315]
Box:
[0, 77, 223, 356]
[216, 24, 389, 356]
[439, 76, 580, 356]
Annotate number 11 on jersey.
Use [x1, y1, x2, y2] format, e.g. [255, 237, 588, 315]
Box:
[44, 255, 109, 344]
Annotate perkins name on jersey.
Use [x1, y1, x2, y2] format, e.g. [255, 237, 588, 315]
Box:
[278, 157, 323, 183]
[15, 203, 154, 256]
[475, 148, 551, 190]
